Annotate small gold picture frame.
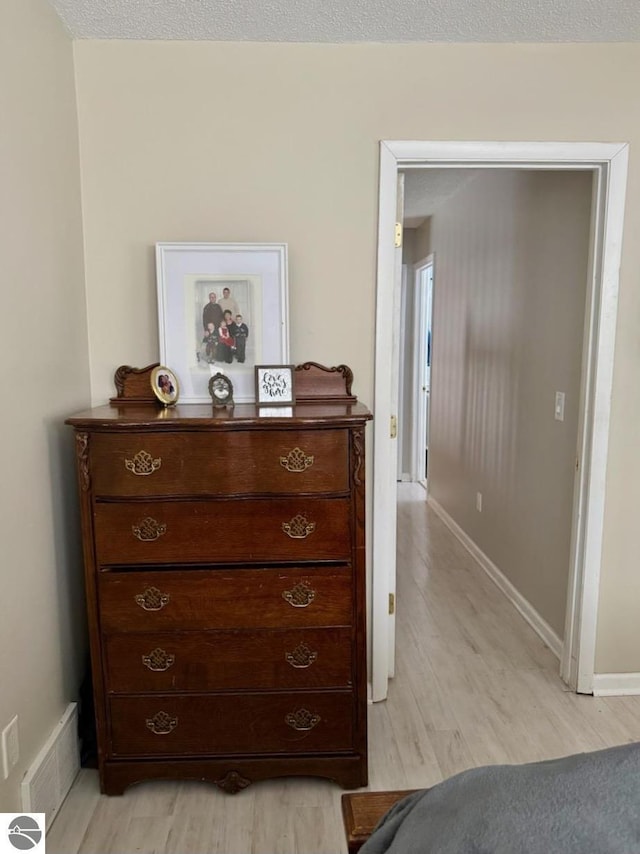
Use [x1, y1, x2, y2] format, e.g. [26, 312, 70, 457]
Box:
[150, 366, 180, 406]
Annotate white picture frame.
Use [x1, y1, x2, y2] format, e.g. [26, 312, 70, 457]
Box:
[156, 242, 289, 403]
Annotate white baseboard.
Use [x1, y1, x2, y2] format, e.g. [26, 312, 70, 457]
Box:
[428, 497, 563, 661]
[21, 703, 80, 827]
[592, 673, 640, 696]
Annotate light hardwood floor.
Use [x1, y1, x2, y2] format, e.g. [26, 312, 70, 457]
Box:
[48, 483, 640, 854]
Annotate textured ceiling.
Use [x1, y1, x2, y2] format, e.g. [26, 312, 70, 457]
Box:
[403, 169, 479, 226]
[47, 0, 640, 41]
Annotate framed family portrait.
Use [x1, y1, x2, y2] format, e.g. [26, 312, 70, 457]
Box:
[156, 242, 289, 403]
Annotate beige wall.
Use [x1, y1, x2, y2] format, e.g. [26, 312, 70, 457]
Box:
[427, 169, 592, 637]
[401, 227, 417, 267]
[413, 218, 432, 265]
[0, 0, 89, 810]
[73, 41, 640, 673]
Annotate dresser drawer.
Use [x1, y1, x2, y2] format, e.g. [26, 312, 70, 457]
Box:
[105, 627, 353, 693]
[94, 498, 351, 565]
[99, 567, 352, 632]
[89, 430, 349, 497]
[109, 691, 355, 757]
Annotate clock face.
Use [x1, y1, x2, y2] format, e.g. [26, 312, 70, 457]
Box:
[208, 373, 233, 404]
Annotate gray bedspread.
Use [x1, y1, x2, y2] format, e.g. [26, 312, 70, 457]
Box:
[360, 742, 640, 853]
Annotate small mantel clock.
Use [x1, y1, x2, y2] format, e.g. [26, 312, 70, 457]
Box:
[208, 372, 234, 408]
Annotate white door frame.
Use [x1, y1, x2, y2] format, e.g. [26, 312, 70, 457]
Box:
[397, 264, 410, 482]
[372, 140, 628, 702]
[411, 255, 434, 484]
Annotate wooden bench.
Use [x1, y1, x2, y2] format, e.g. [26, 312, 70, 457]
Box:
[341, 790, 419, 853]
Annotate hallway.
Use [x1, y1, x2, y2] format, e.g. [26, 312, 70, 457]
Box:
[48, 483, 640, 853]
[373, 483, 640, 791]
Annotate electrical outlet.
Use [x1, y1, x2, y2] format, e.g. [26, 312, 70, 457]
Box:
[1, 715, 19, 779]
[555, 391, 565, 421]
[476, 492, 482, 512]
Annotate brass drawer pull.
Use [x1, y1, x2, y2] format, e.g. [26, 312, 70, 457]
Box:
[132, 517, 167, 541]
[142, 647, 175, 671]
[135, 586, 170, 611]
[125, 450, 162, 476]
[285, 709, 321, 731]
[282, 581, 315, 608]
[146, 711, 177, 735]
[280, 448, 315, 472]
[282, 514, 316, 539]
[285, 642, 318, 668]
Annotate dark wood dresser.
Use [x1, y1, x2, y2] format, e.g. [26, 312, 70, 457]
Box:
[66, 400, 371, 795]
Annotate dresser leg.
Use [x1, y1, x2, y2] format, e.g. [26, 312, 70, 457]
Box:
[214, 770, 252, 794]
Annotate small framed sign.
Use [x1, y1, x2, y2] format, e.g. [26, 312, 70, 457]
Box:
[255, 364, 296, 407]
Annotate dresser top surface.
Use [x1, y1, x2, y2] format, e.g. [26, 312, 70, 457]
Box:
[66, 401, 372, 430]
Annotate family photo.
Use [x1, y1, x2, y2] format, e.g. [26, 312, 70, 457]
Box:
[199, 284, 251, 366]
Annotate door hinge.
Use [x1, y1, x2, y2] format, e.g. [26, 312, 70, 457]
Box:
[394, 223, 403, 248]
[576, 456, 580, 471]
[390, 415, 397, 439]
[389, 593, 395, 615]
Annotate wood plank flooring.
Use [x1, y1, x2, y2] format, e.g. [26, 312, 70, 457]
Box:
[48, 483, 640, 853]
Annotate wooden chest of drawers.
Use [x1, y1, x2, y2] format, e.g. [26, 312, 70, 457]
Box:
[67, 402, 371, 795]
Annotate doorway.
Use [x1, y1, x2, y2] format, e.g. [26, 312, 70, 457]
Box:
[371, 141, 629, 703]
[411, 256, 433, 486]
